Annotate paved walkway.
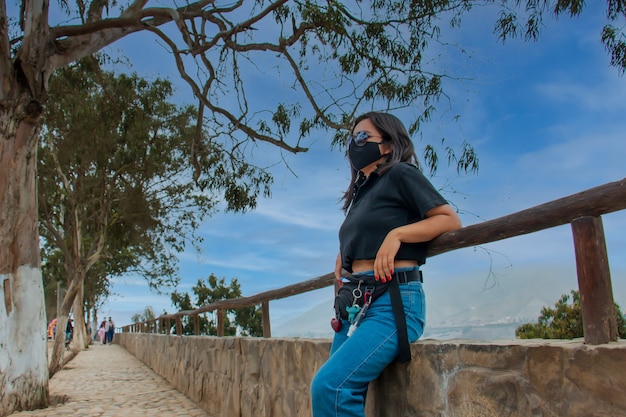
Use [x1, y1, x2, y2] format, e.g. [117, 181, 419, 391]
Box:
[11, 343, 213, 417]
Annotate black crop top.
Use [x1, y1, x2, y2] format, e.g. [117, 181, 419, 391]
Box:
[339, 162, 448, 273]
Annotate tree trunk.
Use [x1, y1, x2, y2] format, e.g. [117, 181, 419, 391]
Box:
[92, 307, 100, 343]
[48, 278, 80, 376]
[85, 304, 94, 346]
[0, 104, 49, 415]
[71, 279, 88, 349]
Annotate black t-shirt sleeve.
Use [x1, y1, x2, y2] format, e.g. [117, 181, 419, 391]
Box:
[338, 163, 450, 272]
[396, 163, 448, 218]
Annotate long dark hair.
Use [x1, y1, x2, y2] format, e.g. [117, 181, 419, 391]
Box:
[341, 112, 419, 212]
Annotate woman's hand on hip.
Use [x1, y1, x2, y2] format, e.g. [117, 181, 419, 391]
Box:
[375, 233, 401, 283]
[374, 204, 461, 281]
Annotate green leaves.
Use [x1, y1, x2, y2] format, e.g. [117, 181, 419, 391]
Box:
[38, 55, 274, 303]
[131, 306, 156, 324]
[169, 273, 263, 336]
[602, 24, 626, 75]
[516, 290, 626, 339]
[493, 0, 626, 77]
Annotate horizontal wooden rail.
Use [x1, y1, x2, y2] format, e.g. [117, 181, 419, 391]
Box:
[122, 177, 626, 343]
[427, 177, 626, 256]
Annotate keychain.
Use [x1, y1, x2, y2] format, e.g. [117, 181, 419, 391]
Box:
[331, 280, 368, 333]
[346, 305, 361, 322]
[347, 281, 364, 322]
[347, 290, 372, 337]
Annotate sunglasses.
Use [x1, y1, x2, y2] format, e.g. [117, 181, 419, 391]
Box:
[348, 131, 384, 147]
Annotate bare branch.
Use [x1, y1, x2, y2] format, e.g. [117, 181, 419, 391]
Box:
[282, 50, 344, 130]
[141, 23, 308, 154]
[51, 8, 174, 38]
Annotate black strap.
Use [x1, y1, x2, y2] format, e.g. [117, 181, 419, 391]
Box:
[389, 277, 411, 363]
[395, 269, 423, 284]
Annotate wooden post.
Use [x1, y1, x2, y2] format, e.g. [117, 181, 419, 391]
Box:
[571, 216, 618, 344]
[262, 301, 271, 338]
[176, 316, 182, 336]
[165, 318, 170, 335]
[217, 309, 224, 337]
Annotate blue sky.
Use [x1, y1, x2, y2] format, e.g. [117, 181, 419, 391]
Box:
[99, 5, 626, 333]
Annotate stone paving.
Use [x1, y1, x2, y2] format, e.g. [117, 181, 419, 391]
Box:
[11, 342, 213, 417]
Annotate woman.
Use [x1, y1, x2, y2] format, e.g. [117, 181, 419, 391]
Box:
[98, 320, 107, 345]
[310, 112, 461, 417]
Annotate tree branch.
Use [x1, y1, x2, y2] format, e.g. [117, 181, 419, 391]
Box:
[142, 23, 308, 154]
[16, 0, 51, 98]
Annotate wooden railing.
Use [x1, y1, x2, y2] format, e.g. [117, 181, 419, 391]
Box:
[121, 178, 626, 344]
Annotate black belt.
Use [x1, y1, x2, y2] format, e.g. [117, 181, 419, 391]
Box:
[389, 269, 423, 363]
[341, 269, 422, 363]
[394, 269, 423, 284]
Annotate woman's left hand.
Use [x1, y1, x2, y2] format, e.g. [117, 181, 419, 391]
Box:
[374, 204, 461, 282]
[374, 232, 401, 283]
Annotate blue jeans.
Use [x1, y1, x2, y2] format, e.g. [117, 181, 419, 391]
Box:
[310, 280, 426, 417]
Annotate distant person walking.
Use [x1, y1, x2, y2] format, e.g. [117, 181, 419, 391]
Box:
[106, 317, 115, 344]
[98, 321, 107, 344]
[65, 318, 74, 348]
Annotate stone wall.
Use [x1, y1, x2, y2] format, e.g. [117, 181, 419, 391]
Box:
[117, 333, 626, 417]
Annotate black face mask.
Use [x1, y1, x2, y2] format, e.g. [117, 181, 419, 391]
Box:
[348, 141, 383, 171]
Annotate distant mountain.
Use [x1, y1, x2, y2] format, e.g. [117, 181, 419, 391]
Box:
[274, 300, 335, 339]
[271, 296, 535, 340]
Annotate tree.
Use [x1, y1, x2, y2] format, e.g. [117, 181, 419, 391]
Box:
[132, 306, 156, 324]
[516, 290, 626, 339]
[41, 245, 66, 322]
[494, 1, 626, 75]
[170, 273, 263, 337]
[38, 57, 270, 375]
[1, 0, 624, 414]
[82, 264, 114, 340]
[42, 245, 113, 343]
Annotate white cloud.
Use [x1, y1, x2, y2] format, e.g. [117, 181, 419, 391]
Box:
[536, 77, 626, 113]
[517, 132, 626, 184]
[252, 200, 343, 232]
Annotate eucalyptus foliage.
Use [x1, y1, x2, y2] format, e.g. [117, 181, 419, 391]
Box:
[38, 57, 273, 372]
[131, 306, 157, 324]
[516, 290, 626, 339]
[170, 273, 263, 337]
[39, 57, 271, 296]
